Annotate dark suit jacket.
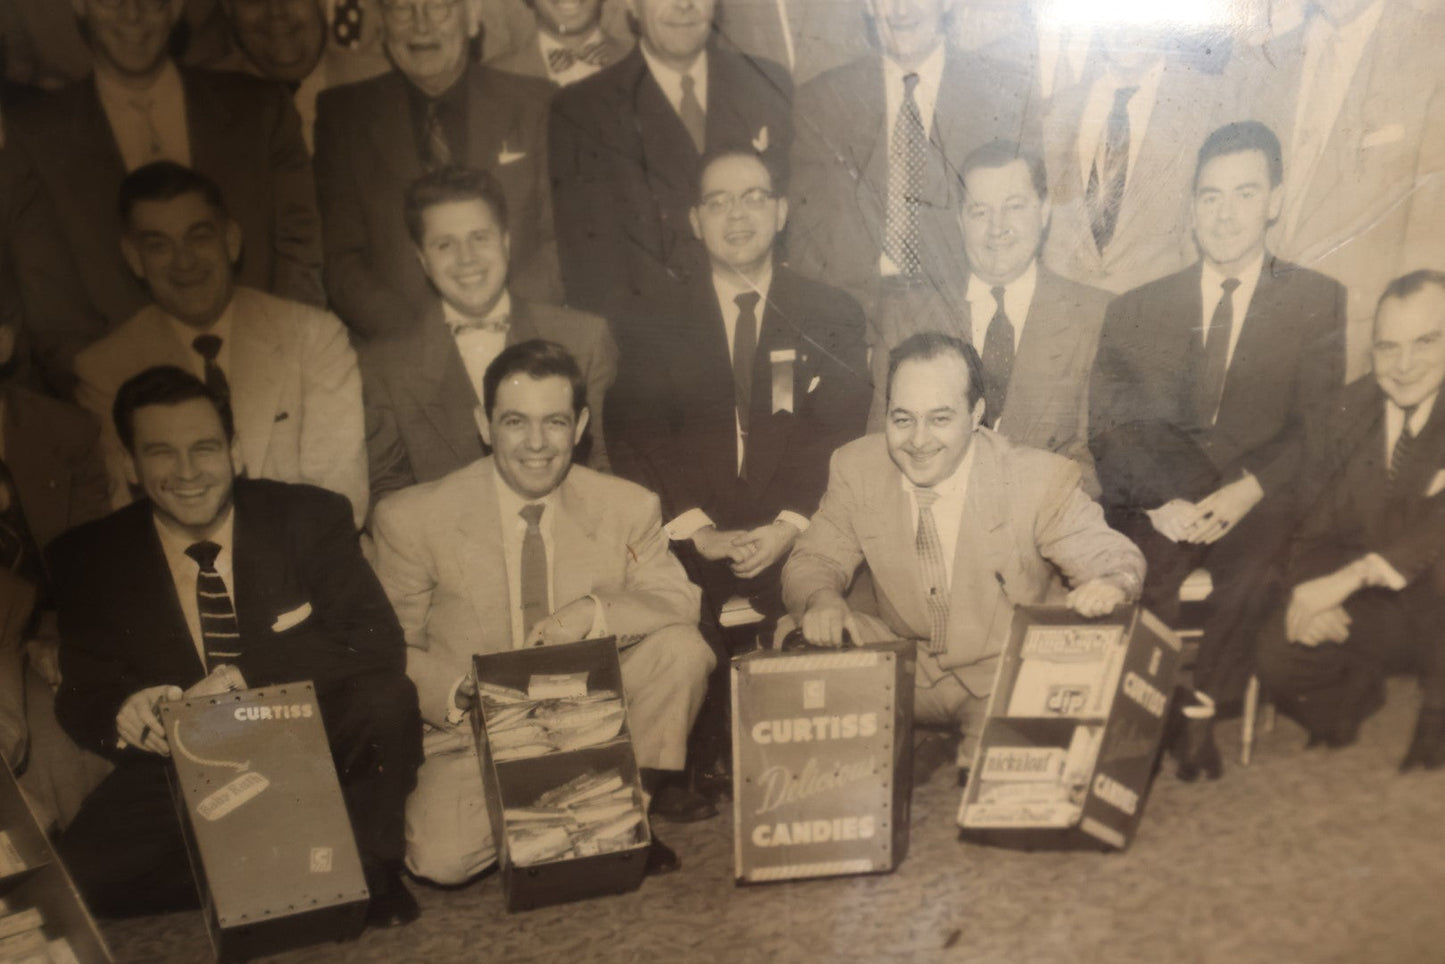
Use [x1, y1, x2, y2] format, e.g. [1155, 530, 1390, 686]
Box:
[6, 68, 323, 329]
[1090, 257, 1346, 510]
[1287, 378, 1445, 591]
[549, 42, 793, 343]
[48, 479, 405, 760]
[314, 64, 557, 340]
[787, 46, 1038, 325]
[612, 263, 870, 528]
[361, 297, 618, 505]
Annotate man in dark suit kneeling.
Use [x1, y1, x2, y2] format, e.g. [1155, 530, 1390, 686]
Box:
[49, 366, 423, 927]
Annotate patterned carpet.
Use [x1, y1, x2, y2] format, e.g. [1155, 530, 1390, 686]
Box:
[99, 678, 1444, 963]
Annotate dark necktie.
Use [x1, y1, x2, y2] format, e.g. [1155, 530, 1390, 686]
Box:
[519, 503, 549, 639]
[191, 334, 230, 402]
[733, 290, 760, 435]
[913, 488, 949, 655]
[981, 285, 1014, 427]
[331, 0, 365, 48]
[1193, 278, 1241, 429]
[1086, 85, 1138, 252]
[678, 74, 706, 154]
[0, 458, 41, 585]
[885, 73, 926, 277]
[424, 99, 452, 171]
[1390, 406, 1420, 485]
[184, 541, 241, 670]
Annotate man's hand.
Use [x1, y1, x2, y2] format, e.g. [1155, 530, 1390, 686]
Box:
[692, 525, 751, 563]
[1184, 474, 1265, 544]
[116, 685, 183, 756]
[730, 521, 801, 580]
[1294, 606, 1352, 647]
[24, 638, 61, 689]
[526, 596, 598, 647]
[454, 675, 477, 714]
[1066, 578, 1128, 618]
[1286, 566, 1365, 643]
[800, 589, 858, 648]
[1147, 500, 1199, 542]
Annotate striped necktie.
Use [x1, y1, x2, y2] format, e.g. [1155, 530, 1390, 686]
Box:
[185, 541, 241, 670]
[1390, 405, 1420, 485]
[913, 488, 949, 655]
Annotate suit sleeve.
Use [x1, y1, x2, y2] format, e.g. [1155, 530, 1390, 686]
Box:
[582, 318, 619, 474]
[370, 494, 456, 726]
[298, 310, 369, 526]
[590, 490, 702, 641]
[71, 351, 132, 511]
[314, 89, 419, 338]
[781, 446, 866, 616]
[360, 354, 417, 513]
[260, 83, 325, 307]
[1033, 457, 1146, 595]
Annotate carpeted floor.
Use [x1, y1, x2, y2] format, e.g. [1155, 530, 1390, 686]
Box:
[99, 678, 1444, 963]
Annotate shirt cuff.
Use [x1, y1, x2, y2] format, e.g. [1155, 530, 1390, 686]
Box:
[665, 508, 715, 542]
[444, 673, 470, 727]
[775, 511, 810, 533]
[1360, 553, 1408, 592]
[584, 593, 609, 639]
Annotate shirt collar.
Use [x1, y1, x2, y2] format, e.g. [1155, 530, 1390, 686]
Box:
[1389, 391, 1438, 434]
[1200, 253, 1265, 305]
[882, 41, 947, 120]
[445, 289, 511, 335]
[153, 502, 235, 563]
[94, 58, 182, 109]
[639, 43, 707, 104]
[167, 296, 236, 352]
[492, 460, 560, 524]
[967, 261, 1037, 323]
[712, 261, 773, 312]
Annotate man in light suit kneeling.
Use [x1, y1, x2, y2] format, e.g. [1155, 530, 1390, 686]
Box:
[783, 332, 1145, 771]
[371, 339, 714, 883]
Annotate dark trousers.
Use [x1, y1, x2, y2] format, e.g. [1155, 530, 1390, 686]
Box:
[57, 671, 422, 917]
[1257, 584, 1445, 737]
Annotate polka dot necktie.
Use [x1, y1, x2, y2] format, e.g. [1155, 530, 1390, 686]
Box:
[332, 0, 365, 49]
[885, 73, 925, 277]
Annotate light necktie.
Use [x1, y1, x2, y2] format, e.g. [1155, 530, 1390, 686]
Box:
[332, 0, 365, 48]
[450, 313, 510, 336]
[519, 503, 549, 639]
[546, 38, 613, 76]
[129, 95, 164, 162]
[1390, 406, 1420, 485]
[184, 541, 241, 670]
[981, 285, 1014, 427]
[1193, 278, 1241, 429]
[192, 334, 231, 403]
[678, 74, 706, 154]
[1086, 85, 1137, 252]
[733, 291, 760, 464]
[885, 72, 926, 277]
[913, 488, 949, 655]
[423, 99, 452, 171]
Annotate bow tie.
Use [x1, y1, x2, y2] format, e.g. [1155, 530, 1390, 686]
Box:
[450, 315, 509, 336]
[546, 39, 610, 75]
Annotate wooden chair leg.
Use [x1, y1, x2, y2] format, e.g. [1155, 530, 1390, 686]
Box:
[1241, 675, 1260, 766]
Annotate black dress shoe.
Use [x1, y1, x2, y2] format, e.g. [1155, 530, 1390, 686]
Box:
[692, 758, 732, 804]
[1400, 707, 1445, 772]
[364, 872, 420, 929]
[650, 783, 718, 823]
[1174, 716, 1223, 782]
[644, 835, 680, 876]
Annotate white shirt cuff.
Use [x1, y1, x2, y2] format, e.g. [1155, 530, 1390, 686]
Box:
[776, 511, 810, 533]
[665, 508, 715, 541]
[585, 593, 609, 639]
[444, 673, 470, 727]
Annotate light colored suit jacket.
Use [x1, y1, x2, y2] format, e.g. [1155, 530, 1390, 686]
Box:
[74, 286, 368, 524]
[370, 458, 702, 727]
[782, 430, 1144, 694]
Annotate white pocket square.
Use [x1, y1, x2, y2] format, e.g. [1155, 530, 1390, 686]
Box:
[1426, 469, 1445, 499]
[271, 602, 312, 633]
[807, 375, 821, 393]
[752, 125, 769, 152]
[498, 148, 527, 165]
[1362, 123, 1405, 150]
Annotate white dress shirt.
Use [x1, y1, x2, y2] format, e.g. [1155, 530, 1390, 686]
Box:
[166, 301, 237, 382]
[1385, 391, 1436, 467]
[1199, 254, 1265, 375]
[1074, 57, 1165, 197]
[640, 44, 708, 118]
[879, 42, 947, 276]
[446, 291, 511, 403]
[154, 508, 236, 668]
[903, 441, 976, 586]
[966, 262, 1037, 354]
[94, 60, 191, 172]
[539, 28, 611, 87]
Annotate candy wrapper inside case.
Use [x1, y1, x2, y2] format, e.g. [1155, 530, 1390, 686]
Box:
[479, 673, 627, 762]
[504, 769, 646, 866]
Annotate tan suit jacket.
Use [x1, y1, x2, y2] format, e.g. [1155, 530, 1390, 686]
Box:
[782, 430, 1144, 695]
[370, 458, 702, 727]
[74, 286, 367, 524]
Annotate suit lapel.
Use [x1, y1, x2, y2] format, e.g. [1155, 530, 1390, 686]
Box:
[1001, 269, 1071, 438]
[226, 291, 286, 478]
[134, 505, 207, 681]
[464, 64, 509, 170]
[507, 298, 542, 344]
[554, 471, 602, 612]
[410, 311, 483, 463]
[453, 461, 512, 641]
[369, 74, 424, 188]
[944, 435, 1013, 667]
[860, 461, 930, 638]
[744, 268, 796, 494]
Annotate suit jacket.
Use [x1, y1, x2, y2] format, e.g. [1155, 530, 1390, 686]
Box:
[360, 297, 619, 505]
[611, 263, 870, 528]
[1232, 5, 1445, 378]
[488, 26, 633, 84]
[1040, 57, 1233, 296]
[47, 479, 405, 760]
[549, 42, 793, 341]
[1287, 377, 1445, 592]
[713, 0, 870, 84]
[73, 287, 368, 525]
[787, 46, 1038, 330]
[1090, 258, 1346, 510]
[6, 68, 323, 329]
[370, 458, 702, 726]
[314, 64, 558, 340]
[782, 430, 1144, 694]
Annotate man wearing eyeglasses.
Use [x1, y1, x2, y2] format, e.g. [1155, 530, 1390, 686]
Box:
[4, 0, 324, 331]
[315, 0, 559, 341]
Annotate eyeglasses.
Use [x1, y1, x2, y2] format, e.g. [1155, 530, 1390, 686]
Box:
[90, 0, 172, 12]
[381, 0, 462, 25]
[698, 187, 776, 216]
